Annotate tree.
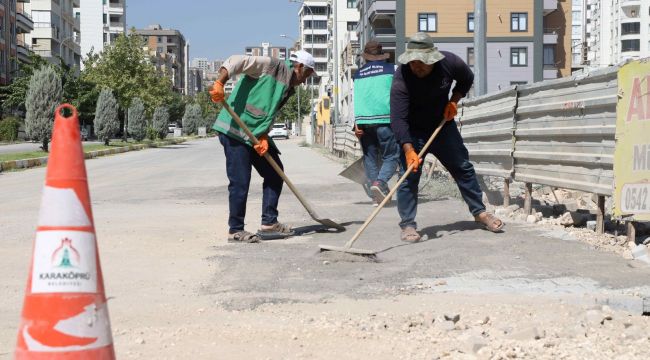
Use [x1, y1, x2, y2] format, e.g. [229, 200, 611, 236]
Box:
[168, 92, 187, 126]
[194, 90, 221, 129]
[83, 32, 176, 131]
[182, 104, 202, 135]
[0, 53, 51, 113]
[276, 86, 310, 125]
[94, 88, 120, 145]
[152, 106, 169, 140]
[127, 97, 147, 141]
[25, 66, 63, 152]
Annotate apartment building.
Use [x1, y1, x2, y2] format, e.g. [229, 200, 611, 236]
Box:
[331, 0, 360, 123]
[296, 0, 330, 87]
[1, 0, 34, 84]
[134, 25, 188, 94]
[357, 0, 396, 62]
[187, 67, 202, 97]
[16, 0, 35, 66]
[24, 0, 82, 69]
[585, 0, 650, 68]
[190, 57, 209, 72]
[245, 42, 288, 60]
[74, 0, 126, 62]
[571, 0, 587, 70]
[395, 0, 571, 93]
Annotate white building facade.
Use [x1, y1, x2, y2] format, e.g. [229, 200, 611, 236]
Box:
[75, 0, 126, 62]
[297, 1, 330, 91]
[331, 0, 359, 124]
[25, 0, 82, 68]
[585, 0, 650, 68]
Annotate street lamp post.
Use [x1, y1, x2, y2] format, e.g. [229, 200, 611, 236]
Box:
[280, 34, 302, 136]
[59, 35, 77, 67]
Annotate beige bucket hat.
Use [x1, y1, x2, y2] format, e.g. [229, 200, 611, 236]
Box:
[397, 32, 446, 65]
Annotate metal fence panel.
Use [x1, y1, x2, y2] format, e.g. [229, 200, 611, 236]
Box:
[513, 66, 618, 195]
[458, 88, 517, 178]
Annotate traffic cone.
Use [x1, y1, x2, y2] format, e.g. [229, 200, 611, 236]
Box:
[15, 104, 115, 359]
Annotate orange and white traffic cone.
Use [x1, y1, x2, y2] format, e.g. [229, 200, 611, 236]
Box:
[15, 104, 115, 359]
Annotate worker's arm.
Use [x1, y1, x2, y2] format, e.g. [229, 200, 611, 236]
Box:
[449, 52, 474, 101]
[390, 66, 412, 146]
[211, 55, 273, 104]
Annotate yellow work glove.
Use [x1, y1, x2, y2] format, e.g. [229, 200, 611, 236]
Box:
[405, 148, 422, 173]
[254, 134, 269, 156]
[443, 101, 458, 121]
[210, 80, 225, 103]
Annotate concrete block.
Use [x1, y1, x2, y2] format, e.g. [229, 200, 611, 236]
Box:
[631, 245, 650, 264]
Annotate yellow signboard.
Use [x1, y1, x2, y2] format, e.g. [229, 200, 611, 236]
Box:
[614, 60, 650, 221]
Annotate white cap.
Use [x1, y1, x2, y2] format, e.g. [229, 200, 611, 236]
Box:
[290, 50, 315, 70]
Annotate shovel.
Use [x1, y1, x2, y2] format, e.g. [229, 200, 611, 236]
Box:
[222, 102, 345, 232]
[319, 120, 447, 256]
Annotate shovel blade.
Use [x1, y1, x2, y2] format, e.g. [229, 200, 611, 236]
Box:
[315, 218, 346, 232]
[338, 157, 367, 185]
[318, 244, 377, 256]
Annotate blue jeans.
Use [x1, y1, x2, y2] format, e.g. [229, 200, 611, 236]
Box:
[359, 124, 400, 185]
[219, 133, 283, 233]
[397, 122, 486, 229]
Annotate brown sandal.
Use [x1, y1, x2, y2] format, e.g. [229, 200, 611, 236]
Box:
[475, 212, 504, 233]
[400, 227, 422, 243]
[228, 230, 261, 243]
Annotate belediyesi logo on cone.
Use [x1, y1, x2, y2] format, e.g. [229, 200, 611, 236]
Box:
[38, 236, 92, 285]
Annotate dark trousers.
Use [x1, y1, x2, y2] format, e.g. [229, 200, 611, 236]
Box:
[397, 122, 486, 229]
[219, 133, 284, 233]
[359, 124, 400, 185]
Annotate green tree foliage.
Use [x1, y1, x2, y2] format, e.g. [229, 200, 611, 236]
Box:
[94, 89, 120, 145]
[167, 92, 187, 125]
[0, 116, 21, 141]
[25, 66, 63, 152]
[0, 53, 51, 112]
[83, 32, 174, 115]
[127, 97, 147, 141]
[194, 90, 221, 129]
[152, 106, 169, 140]
[182, 103, 202, 135]
[276, 86, 310, 125]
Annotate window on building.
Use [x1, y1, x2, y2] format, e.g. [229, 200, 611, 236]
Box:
[622, 39, 640, 51]
[103, 14, 107, 24]
[418, 13, 437, 32]
[510, 81, 527, 86]
[347, 22, 357, 31]
[543, 45, 556, 66]
[622, 22, 640, 35]
[467, 13, 474, 32]
[511, 13, 528, 32]
[510, 47, 528, 66]
[467, 47, 474, 66]
[347, 0, 357, 8]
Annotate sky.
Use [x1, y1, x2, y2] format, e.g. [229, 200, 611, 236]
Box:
[126, 0, 300, 61]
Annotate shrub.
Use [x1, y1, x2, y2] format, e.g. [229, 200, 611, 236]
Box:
[127, 97, 147, 141]
[0, 117, 21, 142]
[25, 66, 63, 152]
[182, 103, 202, 135]
[94, 88, 120, 145]
[152, 106, 169, 140]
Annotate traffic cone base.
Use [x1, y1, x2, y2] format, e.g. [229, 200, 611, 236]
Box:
[15, 104, 115, 359]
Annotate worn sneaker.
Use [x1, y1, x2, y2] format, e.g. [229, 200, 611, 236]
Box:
[370, 180, 390, 206]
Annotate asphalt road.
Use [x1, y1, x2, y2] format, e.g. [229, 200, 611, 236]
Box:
[1, 137, 649, 358]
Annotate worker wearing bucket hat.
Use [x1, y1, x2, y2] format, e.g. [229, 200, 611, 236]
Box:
[390, 32, 504, 243]
[210, 50, 315, 243]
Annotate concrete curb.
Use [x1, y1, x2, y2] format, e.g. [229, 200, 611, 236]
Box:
[0, 138, 187, 172]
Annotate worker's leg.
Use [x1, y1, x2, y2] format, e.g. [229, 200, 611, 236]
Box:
[251, 147, 284, 226]
[219, 133, 253, 233]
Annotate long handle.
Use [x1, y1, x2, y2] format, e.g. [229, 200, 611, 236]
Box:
[343, 120, 447, 248]
[221, 102, 321, 219]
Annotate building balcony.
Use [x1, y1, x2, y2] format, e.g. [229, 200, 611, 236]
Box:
[543, 0, 558, 15]
[368, 0, 396, 23]
[17, 39, 31, 63]
[74, 16, 80, 31]
[16, 11, 34, 34]
[543, 29, 558, 44]
[621, 0, 642, 9]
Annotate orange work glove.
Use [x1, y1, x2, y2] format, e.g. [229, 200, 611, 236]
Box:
[354, 125, 364, 139]
[210, 80, 225, 103]
[405, 148, 422, 173]
[443, 101, 458, 121]
[253, 134, 269, 156]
